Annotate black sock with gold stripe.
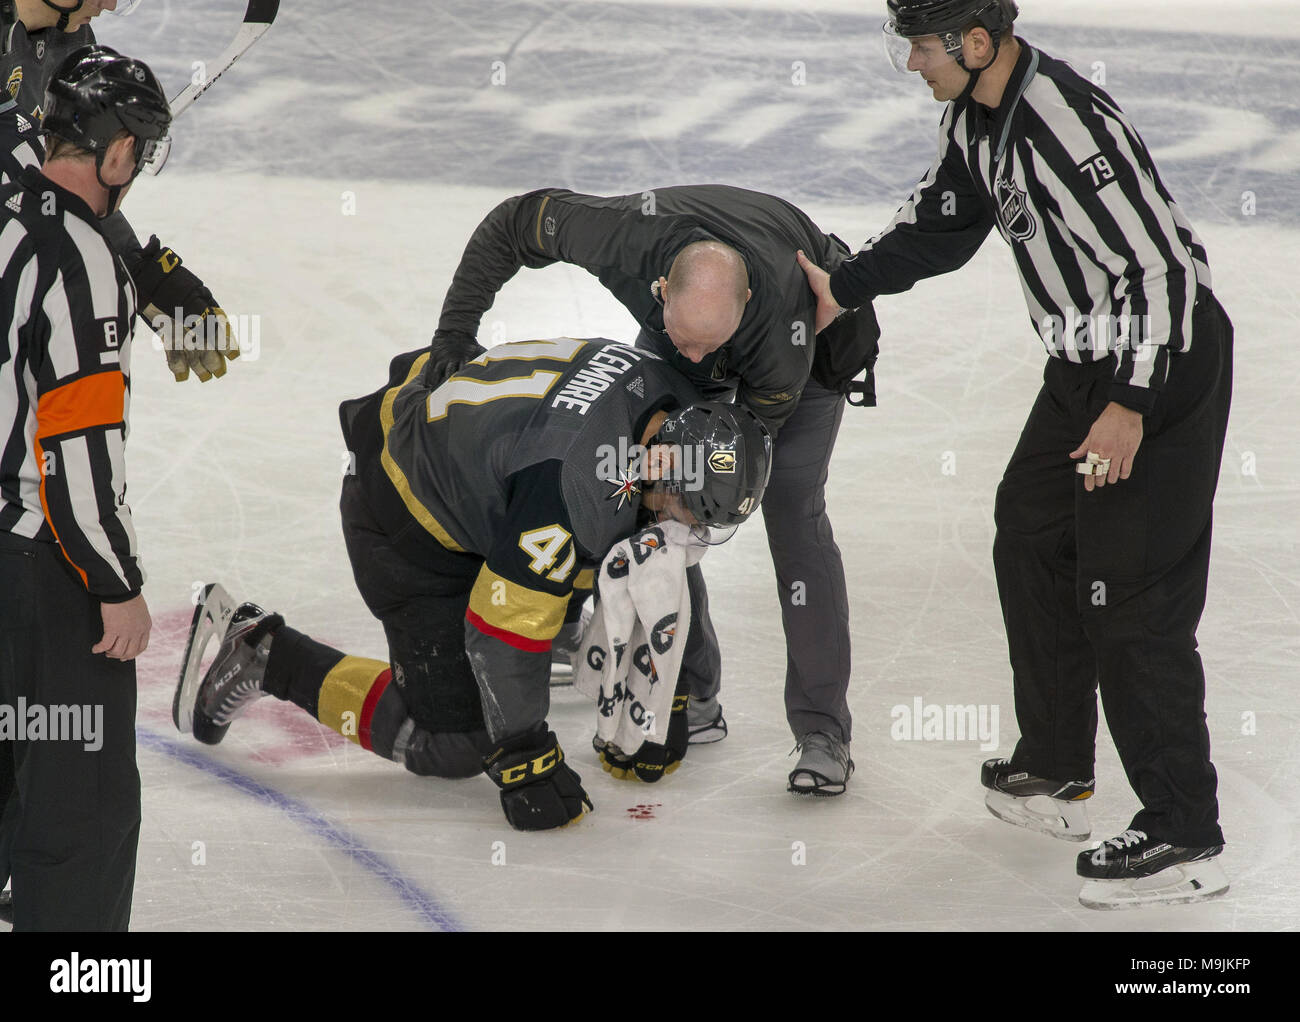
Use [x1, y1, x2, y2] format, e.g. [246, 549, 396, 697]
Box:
[263, 625, 396, 749]
[262, 624, 490, 775]
[263, 625, 341, 717]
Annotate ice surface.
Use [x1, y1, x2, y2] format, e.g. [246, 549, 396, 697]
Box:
[23, 0, 1295, 931]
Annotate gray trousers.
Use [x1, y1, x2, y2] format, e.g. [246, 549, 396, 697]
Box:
[636, 348, 852, 742]
[762, 381, 852, 741]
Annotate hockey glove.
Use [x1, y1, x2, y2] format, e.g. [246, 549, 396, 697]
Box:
[484, 726, 593, 831]
[598, 693, 689, 783]
[426, 330, 486, 388]
[129, 236, 239, 382]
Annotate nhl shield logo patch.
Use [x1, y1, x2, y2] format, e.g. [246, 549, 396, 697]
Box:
[995, 175, 1037, 244]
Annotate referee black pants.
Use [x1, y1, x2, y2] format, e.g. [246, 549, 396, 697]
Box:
[0, 531, 140, 930]
[992, 290, 1232, 848]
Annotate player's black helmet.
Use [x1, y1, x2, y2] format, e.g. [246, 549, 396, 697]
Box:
[42, 45, 171, 177]
[655, 401, 772, 535]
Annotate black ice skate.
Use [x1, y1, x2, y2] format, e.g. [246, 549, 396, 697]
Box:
[1076, 829, 1229, 909]
[981, 758, 1094, 841]
[173, 583, 282, 745]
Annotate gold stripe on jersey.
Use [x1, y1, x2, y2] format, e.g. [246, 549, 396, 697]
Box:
[318, 655, 390, 745]
[468, 566, 569, 643]
[535, 195, 551, 250]
[574, 569, 595, 591]
[472, 337, 586, 363]
[379, 351, 467, 553]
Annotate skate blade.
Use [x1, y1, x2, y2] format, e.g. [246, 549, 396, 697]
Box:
[1079, 860, 1230, 910]
[549, 662, 574, 687]
[172, 583, 238, 734]
[984, 790, 1091, 842]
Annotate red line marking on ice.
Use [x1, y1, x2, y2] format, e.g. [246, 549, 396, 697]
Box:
[136, 605, 354, 765]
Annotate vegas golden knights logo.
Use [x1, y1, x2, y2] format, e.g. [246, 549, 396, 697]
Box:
[6, 67, 22, 100]
[708, 449, 736, 473]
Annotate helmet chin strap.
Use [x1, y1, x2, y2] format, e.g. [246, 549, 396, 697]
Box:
[93, 149, 139, 219]
[955, 30, 1004, 102]
[42, 0, 84, 31]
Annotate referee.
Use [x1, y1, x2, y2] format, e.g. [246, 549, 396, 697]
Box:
[0, 45, 170, 930]
[1, 0, 240, 384]
[799, 0, 1233, 907]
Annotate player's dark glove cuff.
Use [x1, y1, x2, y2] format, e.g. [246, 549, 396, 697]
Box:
[485, 726, 593, 830]
[128, 235, 214, 319]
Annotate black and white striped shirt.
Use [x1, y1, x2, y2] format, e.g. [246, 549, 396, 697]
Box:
[830, 42, 1211, 414]
[0, 165, 143, 600]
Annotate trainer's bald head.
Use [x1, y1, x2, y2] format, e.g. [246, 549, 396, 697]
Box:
[660, 241, 751, 363]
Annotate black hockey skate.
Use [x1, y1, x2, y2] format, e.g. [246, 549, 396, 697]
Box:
[172, 583, 282, 745]
[1077, 829, 1229, 909]
[981, 758, 1094, 841]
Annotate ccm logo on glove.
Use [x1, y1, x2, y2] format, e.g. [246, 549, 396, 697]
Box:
[499, 745, 562, 785]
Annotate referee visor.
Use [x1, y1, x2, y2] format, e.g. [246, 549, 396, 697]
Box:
[139, 133, 171, 177]
[883, 22, 964, 73]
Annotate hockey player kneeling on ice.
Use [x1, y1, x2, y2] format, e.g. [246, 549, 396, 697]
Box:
[173, 337, 771, 831]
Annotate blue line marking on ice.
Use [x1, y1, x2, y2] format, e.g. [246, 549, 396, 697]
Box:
[138, 728, 462, 932]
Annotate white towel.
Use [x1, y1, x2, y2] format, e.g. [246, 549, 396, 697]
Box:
[574, 521, 705, 755]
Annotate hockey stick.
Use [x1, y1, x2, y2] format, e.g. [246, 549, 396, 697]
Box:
[168, 0, 280, 118]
